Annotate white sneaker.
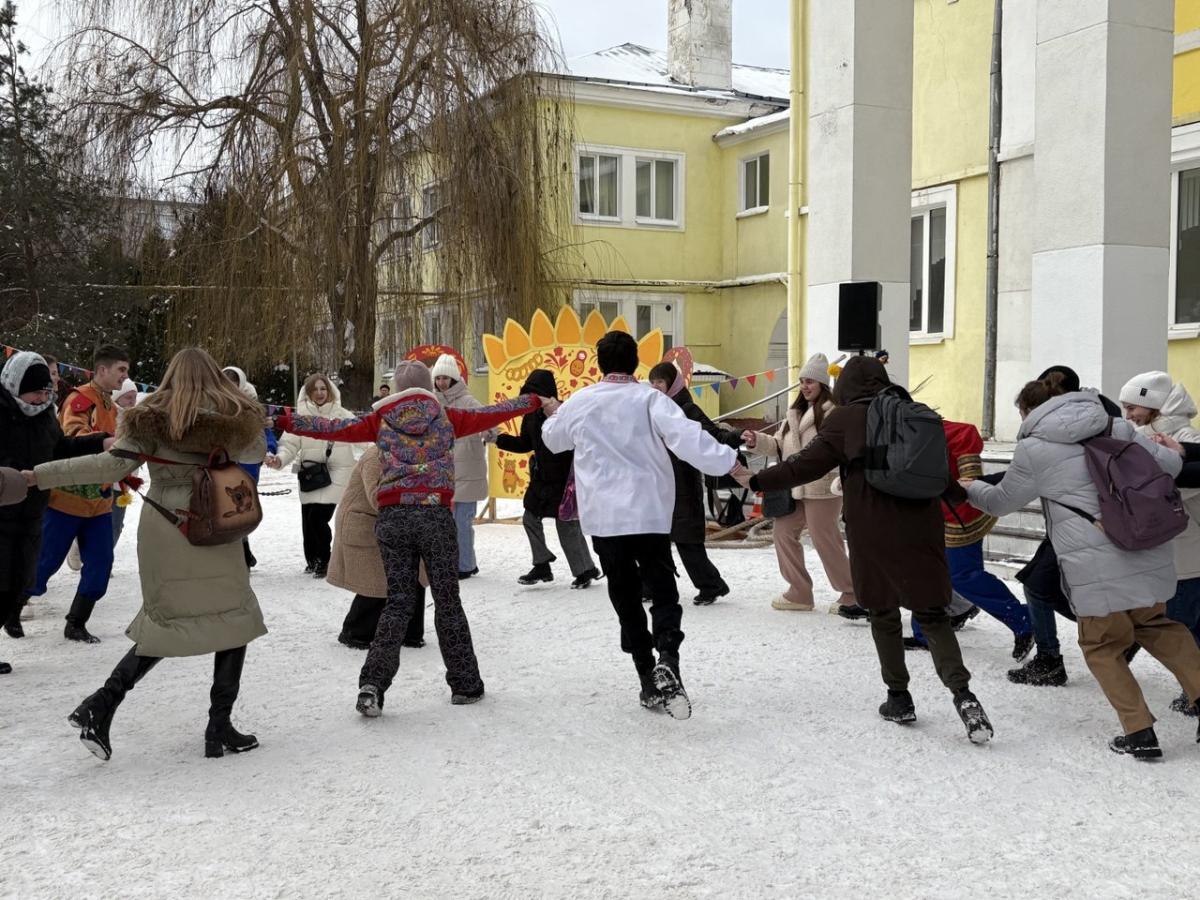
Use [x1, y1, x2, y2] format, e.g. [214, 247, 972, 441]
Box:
[67, 541, 82, 572]
[771, 596, 815, 611]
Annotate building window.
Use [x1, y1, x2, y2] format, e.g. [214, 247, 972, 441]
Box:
[1174, 166, 1200, 326]
[378, 317, 399, 372]
[574, 144, 685, 230]
[575, 291, 681, 351]
[473, 296, 503, 374]
[388, 195, 414, 260]
[578, 152, 620, 219]
[421, 303, 459, 346]
[421, 184, 442, 250]
[909, 184, 957, 341]
[740, 152, 770, 213]
[635, 158, 677, 223]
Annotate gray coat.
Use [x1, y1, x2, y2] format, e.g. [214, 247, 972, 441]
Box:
[966, 392, 1182, 618]
[435, 380, 496, 504]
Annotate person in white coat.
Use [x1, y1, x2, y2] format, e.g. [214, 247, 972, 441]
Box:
[267, 373, 358, 577]
[541, 331, 749, 720]
[1120, 371, 1200, 717]
[431, 353, 496, 578]
[965, 375, 1200, 759]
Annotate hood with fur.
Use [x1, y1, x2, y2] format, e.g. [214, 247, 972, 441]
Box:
[120, 403, 266, 455]
[296, 378, 345, 415]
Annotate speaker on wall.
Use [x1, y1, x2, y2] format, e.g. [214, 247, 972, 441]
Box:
[838, 281, 881, 352]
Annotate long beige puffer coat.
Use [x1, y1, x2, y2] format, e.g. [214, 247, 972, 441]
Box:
[435, 379, 496, 504]
[274, 380, 359, 505]
[748, 401, 838, 499]
[33, 404, 268, 657]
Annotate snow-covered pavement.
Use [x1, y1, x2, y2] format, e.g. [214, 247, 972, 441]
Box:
[2, 475, 1198, 899]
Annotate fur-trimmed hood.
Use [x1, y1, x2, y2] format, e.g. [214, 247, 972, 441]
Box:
[119, 403, 265, 455]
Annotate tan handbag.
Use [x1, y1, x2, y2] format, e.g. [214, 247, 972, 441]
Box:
[115, 449, 262, 546]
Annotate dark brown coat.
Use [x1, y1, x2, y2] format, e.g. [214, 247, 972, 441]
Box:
[753, 357, 950, 611]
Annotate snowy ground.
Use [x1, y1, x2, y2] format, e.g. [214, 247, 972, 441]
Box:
[2, 471, 1199, 899]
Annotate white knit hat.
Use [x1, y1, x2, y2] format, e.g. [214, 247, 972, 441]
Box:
[112, 378, 138, 402]
[431, 353, 461, 383]
[1119, 371, 1172, 410]
[798, 353, 831, 387]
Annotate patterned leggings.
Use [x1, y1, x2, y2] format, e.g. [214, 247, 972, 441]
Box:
[362, 505, 483, 697]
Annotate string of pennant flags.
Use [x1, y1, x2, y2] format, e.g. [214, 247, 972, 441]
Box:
[688, 363, 798, 401]
[1, 343, 159, 394]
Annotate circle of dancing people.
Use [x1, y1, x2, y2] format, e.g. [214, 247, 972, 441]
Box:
[2, 335, 1200, 763]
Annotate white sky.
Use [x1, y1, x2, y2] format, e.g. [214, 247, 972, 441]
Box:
[14, 1, 790, 71]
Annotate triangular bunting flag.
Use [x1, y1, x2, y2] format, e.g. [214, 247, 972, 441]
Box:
[729, 378, 739, 391]
[709, 382, 720, 395]
[764, 370, 775, 382]
[747, 374, 757, 388]
[4, 346, 12, 358]
[692, 387, 704, 400]
[58, 363, 67, 374]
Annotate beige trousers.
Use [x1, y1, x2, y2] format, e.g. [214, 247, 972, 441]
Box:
[772, 497, 855, 607]
[1077, 602, 1200, 734]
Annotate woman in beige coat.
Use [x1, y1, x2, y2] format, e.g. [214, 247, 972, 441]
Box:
[330, 445, 426, 649]
[743, 353, 861, 616]
[26, 348, 268, 761]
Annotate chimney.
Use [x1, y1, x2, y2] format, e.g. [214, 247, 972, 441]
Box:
[667, 0, 733, 91]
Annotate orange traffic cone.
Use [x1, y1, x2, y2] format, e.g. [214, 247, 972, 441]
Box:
[751, 493, 762, 518]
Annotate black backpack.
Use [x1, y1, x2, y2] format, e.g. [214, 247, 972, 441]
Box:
[861, 386, 948, 499]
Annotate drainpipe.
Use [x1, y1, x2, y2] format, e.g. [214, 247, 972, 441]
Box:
[982, 0, 1003, 438]
[786, 0, 808, 394]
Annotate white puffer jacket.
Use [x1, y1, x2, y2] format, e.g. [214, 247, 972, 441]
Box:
[748, 401, 838, 500]
[966, 392, 1182, 618]
[274, 380, 360, 505]
[1137, 383, 1200, 580]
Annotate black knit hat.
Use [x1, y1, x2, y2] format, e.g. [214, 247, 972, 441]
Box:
[17, 362, 52, 394]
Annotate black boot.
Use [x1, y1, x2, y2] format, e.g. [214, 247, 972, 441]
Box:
[693, 581, 730, 606]
[339, 595, 385, 649]
[879, 690, 916, 724]
[0, 662, 10, 675]
[68, 648, 159, 760]
[571, 568, 603, 590]
[518, 563, 553, 585]
[1109, 726, 1163, 760]
[205, 646, 258, 758]
[652, 653, 691, 720]
[1007, 653, 1068, 686]
[1170, 690, 1200, 718]
[4, 595, 28, 638]
[953, 689, 994, 745]
[242, 539, 257, 569]
[64, 593, 102, 644]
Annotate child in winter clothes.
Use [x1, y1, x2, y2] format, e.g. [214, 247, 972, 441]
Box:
[966, 375, 1199, 759]
[30, 344, 130, 644]
[108, 379, 141, 550]
[431, 353, 495, 578]
[648, 361, 743, 606]
[497, 369, 601, 589]
[742, 353, 861, 617]
[911, 420, 1034, 659]
[276, 359, 544, 716]
[1120, 371, 1200, 717]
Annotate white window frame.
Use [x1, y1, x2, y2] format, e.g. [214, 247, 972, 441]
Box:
[573, 290, 683, 350]
[576, 150, 622, 223]
[909, 183, 957, 344]
[421, 183, 442, 251]
[739, 151, 770, 216]
[573, 143, 686, 231]
[378, 316, 399, 373]
[472, 294, 503, 374]
[1169, 123, 1200, 339]
[634, 156, 680, 226]
[420, 302, 458, 347]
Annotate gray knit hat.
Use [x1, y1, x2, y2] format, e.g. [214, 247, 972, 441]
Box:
[393, 359, 434, 393]
[798, 353, 831, 387]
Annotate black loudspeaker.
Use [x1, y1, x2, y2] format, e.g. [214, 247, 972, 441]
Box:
[838, 281, 881, 352]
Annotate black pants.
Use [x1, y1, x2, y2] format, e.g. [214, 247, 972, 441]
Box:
[300, 503, 336, 568]
[341, 593, 425, 645]
[593, 533, 683, 675]
[870, 607, 971, 694]
[675, 541, 725, 596]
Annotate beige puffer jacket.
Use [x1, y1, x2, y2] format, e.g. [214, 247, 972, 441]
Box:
[748, 401, 838, 500]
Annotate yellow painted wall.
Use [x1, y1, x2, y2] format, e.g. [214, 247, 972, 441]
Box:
[909, 174, 989, 425]
[1176, 51, 1200, 124]
[1178, 0, 1200, 34]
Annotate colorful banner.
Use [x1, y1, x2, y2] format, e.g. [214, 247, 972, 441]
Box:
[1, 343, 158, 392]
[483, 307, 664, 501]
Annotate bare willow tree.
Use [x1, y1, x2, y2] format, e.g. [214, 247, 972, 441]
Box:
[56, 0, 572, 403]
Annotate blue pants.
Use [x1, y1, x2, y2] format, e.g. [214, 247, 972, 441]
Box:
[1167, 577, 1200, 647]
[453, 502, 479, 572]
[1026, 586, 1062, 656]
[913, 541, 1031, 644]
[111, 502, 127, 549]
[31, 508, 114, 601]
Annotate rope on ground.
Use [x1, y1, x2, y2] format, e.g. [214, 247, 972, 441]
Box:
[705, 516, 775, 549]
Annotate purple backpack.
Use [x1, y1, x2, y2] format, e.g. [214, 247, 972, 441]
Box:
[1058, 421, 1188, 551]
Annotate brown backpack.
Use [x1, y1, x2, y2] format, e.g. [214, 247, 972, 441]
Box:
[115, 449, 262, 546]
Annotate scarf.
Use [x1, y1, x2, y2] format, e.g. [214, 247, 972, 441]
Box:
[1, 351, 54, 417]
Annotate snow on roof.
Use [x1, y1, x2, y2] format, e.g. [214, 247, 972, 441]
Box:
[714, 108, 791, 140]
[562, 43, 790, 104]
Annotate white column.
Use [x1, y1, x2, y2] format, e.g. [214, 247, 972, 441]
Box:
[1030, 1, 1174, 398]
[805, 0, 913, 386]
